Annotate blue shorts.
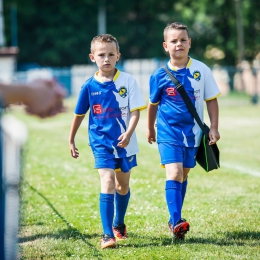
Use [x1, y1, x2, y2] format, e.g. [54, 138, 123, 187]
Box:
[94, 155, 137, 173]
[158, 143, 198, 168]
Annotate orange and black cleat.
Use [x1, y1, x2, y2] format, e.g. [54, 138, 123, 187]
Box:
[101, 234, 116, 249]
[113, 224, 127, 240]
[169, 218, 190, 240]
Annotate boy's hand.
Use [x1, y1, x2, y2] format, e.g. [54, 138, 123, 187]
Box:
[208, 129, 220, 145]
[70, 142, 79, 158]
[117, 133, 130, 148]
[147, 128, 156, 144]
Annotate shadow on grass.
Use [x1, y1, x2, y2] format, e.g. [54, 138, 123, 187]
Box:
[20, 180, 102, 259]
[20, 181, 260, 253]
[185, 231, 260, 247]
[225, 230, 260, 240]
[186, 237, 258, 246]
[117, 231, 260, 248]
[19, 228, 100, 243]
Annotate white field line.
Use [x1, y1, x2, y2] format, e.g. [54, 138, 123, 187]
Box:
[139, 138, 260, 177]
[220, 162, 260, 177]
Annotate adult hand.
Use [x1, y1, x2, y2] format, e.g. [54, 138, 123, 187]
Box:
[24, 79, 66, 118]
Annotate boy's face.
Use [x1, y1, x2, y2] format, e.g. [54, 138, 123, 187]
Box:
[163, 29, 191, 61]
[89, 42, 120, 73]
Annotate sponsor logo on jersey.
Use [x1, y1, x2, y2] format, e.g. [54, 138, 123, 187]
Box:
[194, 89, 201, 100]
[166, 87, 177, 96]
[119, 86, 127, 98]
[103, 106, 128, 112]
[193, 71, 201, 81]
[93, 104, 129, 117]
[91, 91, 102, 96]
[93, 104, 102, 114]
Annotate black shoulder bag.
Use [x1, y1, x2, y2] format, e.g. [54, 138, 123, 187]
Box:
[163, 66, 220, 172]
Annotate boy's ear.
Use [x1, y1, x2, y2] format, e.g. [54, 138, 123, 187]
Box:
[89, 53, 95, 62]
[116, 53, 121, 61]
[163, 42, 168, 52]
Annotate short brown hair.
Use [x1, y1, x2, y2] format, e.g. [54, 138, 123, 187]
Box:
[90, 34, 120, 53]
[163, 22, 190, 41]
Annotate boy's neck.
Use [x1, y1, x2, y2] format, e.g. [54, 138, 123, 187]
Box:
[97, 68, 117, 82]
[170, 57, 190, 70]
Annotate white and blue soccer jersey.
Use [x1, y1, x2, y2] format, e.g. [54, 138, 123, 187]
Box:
[75, 69, 147, 158]
[149, 58, 221, 147]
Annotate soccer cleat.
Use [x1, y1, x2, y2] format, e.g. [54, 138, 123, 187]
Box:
[101, 234, 116, 249]
[168, 218, 189, 240]
[112, 224, 127, 240]
[174, 218, 189, 234]
[168, 222, 184, 240]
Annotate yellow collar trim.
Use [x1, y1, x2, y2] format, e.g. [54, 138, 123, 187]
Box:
[167, 57, 192, 70]
[186, 57, 192, 68]
[94, 69, 120, 83]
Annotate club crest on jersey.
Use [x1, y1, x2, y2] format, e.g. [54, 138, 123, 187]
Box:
[166, 87, 177, 96]
[119, 86, 127, 98]
[193, 71, 201, 81]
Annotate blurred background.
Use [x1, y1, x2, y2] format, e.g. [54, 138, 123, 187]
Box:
[0, 0, 260, 102]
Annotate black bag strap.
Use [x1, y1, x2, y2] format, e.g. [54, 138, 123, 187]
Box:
[163, 65, 209, 137]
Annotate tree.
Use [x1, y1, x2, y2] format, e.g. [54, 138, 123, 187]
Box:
[3, 0, 260, 67]
[4, 0, 98, 66]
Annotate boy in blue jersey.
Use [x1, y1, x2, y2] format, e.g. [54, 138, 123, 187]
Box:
[147, 22, 221, 240]
[69, 34, 146, 249]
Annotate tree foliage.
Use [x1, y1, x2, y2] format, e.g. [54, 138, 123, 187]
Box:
[3, 0, 260, 67]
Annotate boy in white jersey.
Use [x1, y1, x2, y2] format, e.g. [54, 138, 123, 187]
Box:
[69, 34, 146, 249]
[147, 22, 221, 240]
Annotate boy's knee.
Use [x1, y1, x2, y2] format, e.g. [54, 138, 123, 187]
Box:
[116, 183, 129, 195]
[165, 163, 183, 182]
[100, 177, 115, 193]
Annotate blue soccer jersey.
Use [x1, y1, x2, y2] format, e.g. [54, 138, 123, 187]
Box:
[75, 69, 147, 158]
[149, 58, 221, 147]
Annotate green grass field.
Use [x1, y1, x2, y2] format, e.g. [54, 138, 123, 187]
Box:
[8, 92, 260, 259]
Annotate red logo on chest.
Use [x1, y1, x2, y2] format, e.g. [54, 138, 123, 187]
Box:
[166, 87, 177, 96]
[93, 104, 102, 114]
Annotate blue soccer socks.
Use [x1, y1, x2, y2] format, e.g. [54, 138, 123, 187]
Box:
[181, 179, 188, 206]
[99, 191, 130, 237]
[99, 193, 115, 237]
[113, 189, 130, 227]
[165, 180, 182, 226]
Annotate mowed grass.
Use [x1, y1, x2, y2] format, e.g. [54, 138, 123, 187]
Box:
[8, 92, 260, 259]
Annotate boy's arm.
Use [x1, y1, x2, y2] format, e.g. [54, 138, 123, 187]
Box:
[69, 115, 85, 158]
[147, 103, 158, 144]
[206, 98, 220, 145]
[117, 110, 140, 148]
